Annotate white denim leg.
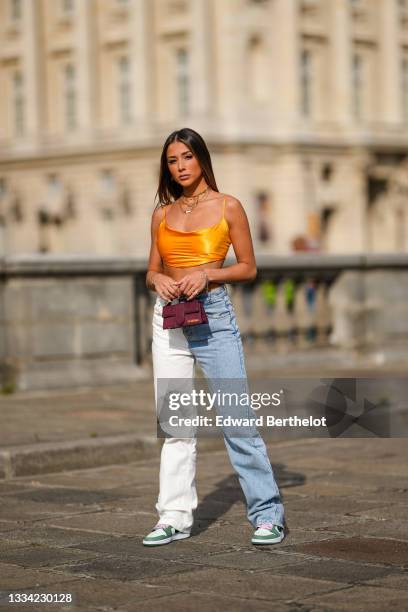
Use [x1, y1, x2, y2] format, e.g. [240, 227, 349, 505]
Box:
[152, 298, 197, 533]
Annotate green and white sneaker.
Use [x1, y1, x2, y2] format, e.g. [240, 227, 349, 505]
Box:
[143, 523, 190, 546]
[251, 522, 284, 545]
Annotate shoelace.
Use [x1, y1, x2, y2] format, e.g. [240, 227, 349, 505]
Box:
[257, 522, 275, 530]
[154, 522, 170, 530]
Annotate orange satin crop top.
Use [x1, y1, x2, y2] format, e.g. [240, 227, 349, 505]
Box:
[156, 198, 231, 268]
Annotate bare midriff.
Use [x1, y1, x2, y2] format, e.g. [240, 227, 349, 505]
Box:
[163, 259, 225, 292]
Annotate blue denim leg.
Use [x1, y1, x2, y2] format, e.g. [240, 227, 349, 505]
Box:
[182, 286, 285, 528]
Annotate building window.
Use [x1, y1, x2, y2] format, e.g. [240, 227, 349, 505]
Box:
[402, 56, 408, 121]
[352, 53, 362, 120]
[248, 36, 268, 103]
[64, 64, 77, 130]
[13, 71, 25, 136]
[255, 192, 272, 243]
[321, 162, 333, 182]
[10, 0, 22, 21]
[118, 56, 132, 125]
[301, 49, 312, 117]
[100, 169, 116, 195]
[99, 169, 116, 220]
[176, 48, 189, 116]
[47, 174, 62, 198]
[61, 0, 74, 14]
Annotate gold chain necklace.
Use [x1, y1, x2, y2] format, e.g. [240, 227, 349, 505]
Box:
[180, 186, 210, 214]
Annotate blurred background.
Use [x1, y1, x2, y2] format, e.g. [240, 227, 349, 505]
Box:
[1, 0, 408, 256]
[0, 0, 408, 390]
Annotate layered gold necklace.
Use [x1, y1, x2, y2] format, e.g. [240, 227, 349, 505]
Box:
[179, 186, 210, 214]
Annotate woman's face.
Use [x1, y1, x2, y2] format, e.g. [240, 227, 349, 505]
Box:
[166, 141, 203, 188]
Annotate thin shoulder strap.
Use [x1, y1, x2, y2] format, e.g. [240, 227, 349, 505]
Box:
[161, 204, 167, 222]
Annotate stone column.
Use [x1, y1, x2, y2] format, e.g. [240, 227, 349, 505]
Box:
[379, 0, 402, 124]
[330, 0, 353, 125]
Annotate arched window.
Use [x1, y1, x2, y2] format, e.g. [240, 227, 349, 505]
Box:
[176, 48, 189, 116]
[118, 56, 132, 125]
[248, 36, 268, 103]
[402, 56, 408, 122]
[10, 0, 22, 21]
[64, 64, 77, 130]
[352, 53, 363, 120]
[61, 0, 74, 14]
[13, 71, 25, 136]
[300, 49, 312, 117]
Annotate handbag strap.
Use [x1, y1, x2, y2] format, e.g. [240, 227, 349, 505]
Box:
[165, 295, 188, 306]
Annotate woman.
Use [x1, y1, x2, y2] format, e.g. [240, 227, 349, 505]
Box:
[143, 128, 285, 546]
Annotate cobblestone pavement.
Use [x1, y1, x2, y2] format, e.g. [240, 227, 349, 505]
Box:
[0, 437, 407, 611]
[0, 352, 407, 611]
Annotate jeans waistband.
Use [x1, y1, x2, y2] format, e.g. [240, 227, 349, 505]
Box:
[196, 284, 227, 303]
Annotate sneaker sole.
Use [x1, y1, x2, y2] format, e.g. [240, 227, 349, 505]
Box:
[251, 534, 284, 545]
[143, 532, 190, 546]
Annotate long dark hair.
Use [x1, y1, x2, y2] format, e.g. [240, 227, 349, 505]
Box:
[155, 128, 219, 206]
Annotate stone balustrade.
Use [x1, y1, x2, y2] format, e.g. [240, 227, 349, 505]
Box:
[1, 254, 407, 390]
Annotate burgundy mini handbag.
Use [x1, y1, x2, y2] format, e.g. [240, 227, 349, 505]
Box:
[162, 297, 208, 329]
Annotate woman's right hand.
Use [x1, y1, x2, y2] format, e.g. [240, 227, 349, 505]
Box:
[152, 273, 180, 302]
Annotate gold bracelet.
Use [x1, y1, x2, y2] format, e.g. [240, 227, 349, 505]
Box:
[150, 272, 160, 289]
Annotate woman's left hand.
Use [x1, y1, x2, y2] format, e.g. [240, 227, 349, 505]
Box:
[176, 270, 207, 300]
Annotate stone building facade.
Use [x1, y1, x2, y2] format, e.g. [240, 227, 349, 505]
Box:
[0, 0, 407, 257]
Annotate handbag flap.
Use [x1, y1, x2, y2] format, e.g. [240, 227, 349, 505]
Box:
[183, 300, 200, 314]
[162, 300, 200, 317]
[162, 303, 176, 318]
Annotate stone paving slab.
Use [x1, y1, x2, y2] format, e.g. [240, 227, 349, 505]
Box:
[28, 577, 186, 609]
[58, 557, 196, 582]
[362, 573, 408, 591]
[320, 519, 408, 542]
[145, 566, 349, 604]
[274, 557, 402, 584]
[0, 562, 80, 589]
[0, 526, 114, 548]
[45, 511, 157, 537]
[0, 438, 407, 610]
[0, 541, 98, 570]
[350, 503, 408, 521]
[283, 494, 392, 516]
[301, 584, 408, 611]
[119, 590, 291, 612]
[68, 535, 236, 563]
[291, 536, 408, 566]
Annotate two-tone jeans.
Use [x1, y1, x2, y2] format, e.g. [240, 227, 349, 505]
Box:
[152, 284, 285, 534]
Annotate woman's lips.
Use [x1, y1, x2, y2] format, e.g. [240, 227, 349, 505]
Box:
[179, 175, 190, 180]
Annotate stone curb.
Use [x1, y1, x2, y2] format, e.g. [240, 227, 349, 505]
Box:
[0, 434, 159, 480]
[0, 434, 227, 480]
